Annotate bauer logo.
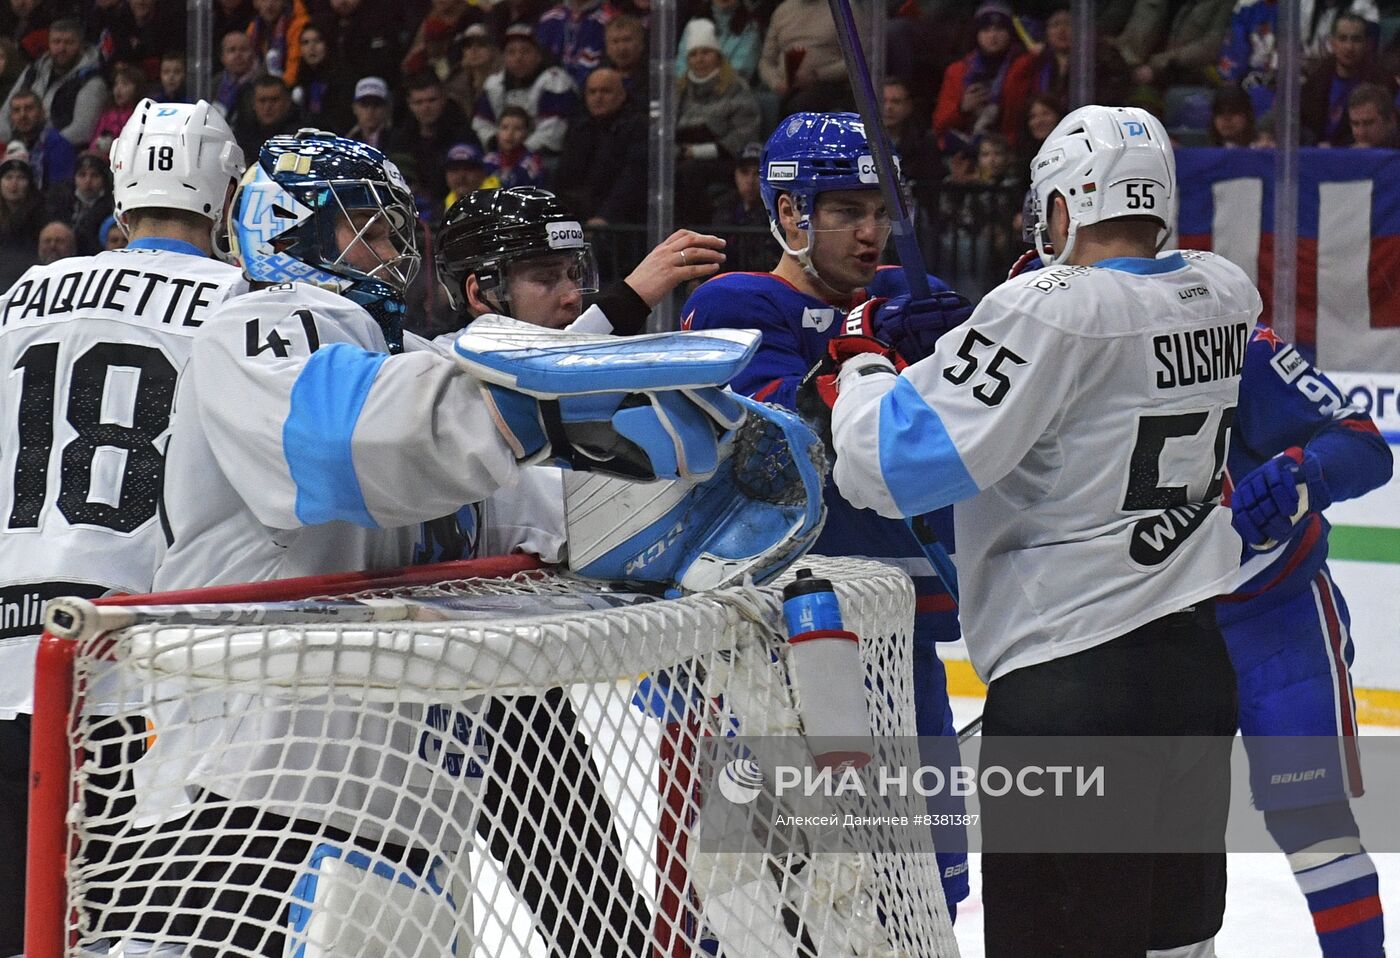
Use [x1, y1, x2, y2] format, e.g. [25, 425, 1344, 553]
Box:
[767, 161, 798, 182]
[716, 758, 764, 804]
[546, 221, 585, 248]
[1033, 149, 1065, 175]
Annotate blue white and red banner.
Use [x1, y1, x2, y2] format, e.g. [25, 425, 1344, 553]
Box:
[1175, 147, 1400, 372]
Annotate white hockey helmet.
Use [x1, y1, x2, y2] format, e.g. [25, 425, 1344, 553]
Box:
[1025, 104, 1176, 266]
[110, 99, 245, 242]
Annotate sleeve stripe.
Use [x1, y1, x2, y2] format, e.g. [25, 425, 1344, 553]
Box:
[877, 376, 980, 516]
[284, 343, 388, 528]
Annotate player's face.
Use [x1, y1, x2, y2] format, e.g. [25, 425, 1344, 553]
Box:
[504, 253, 587, 329]
[335, 208, 407, 282]
[807, 189, 892, 291]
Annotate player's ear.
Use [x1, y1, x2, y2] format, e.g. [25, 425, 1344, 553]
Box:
[777, 193, 800, 240]
[464, 274, 491, 316]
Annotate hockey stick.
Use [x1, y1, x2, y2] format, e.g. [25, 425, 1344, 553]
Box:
[825, 0, 959, 603]
[956, 714, 982, 744]
[824, 0, 927, 299]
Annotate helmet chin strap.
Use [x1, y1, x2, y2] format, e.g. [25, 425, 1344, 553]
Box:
[1036, 218, 1079, 267]
[768, 220, 854, 302]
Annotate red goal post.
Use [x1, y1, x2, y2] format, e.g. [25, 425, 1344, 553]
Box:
[27, 554, 959, 958]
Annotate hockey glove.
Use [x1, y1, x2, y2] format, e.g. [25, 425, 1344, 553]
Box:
[846, 292, 975, 364]
[1007, 249, 1044, 280]
[796, 335, 905, 449]
[1231, 448, 1333, 549]
[480, 384, 745, 481]
[565, 395, 827, 593]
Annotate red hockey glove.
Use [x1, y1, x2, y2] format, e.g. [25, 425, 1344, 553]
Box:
[796, 335, 905, 449]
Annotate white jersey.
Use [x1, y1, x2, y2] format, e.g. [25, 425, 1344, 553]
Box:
[832, 250, 1259, 682]
[153, 284, 519, 591]
[0, 241, 246, 716]
[138, 284, 526, 834]
[420, 304, 619, 566]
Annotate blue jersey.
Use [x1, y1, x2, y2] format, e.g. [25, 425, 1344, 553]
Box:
[1220, 324, 1393, 624]
[682, 267, 961, 646]
[684, 267, 971, 910]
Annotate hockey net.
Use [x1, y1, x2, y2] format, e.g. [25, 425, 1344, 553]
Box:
[28, 554, 959, 958]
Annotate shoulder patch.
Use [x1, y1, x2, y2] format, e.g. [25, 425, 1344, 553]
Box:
[1269, 344, 1307, 383]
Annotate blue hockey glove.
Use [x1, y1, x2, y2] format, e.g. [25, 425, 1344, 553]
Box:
[844, 292, 975, 363]
[565, 395, 827, 593]
[481, 384, 745, 482]
[1231, 448, 1332, 549]
[1007, 249, 1044, 279]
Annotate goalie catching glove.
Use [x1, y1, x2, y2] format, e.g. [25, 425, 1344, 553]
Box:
[795, 335, 905, 449]
[564, 395, 827, 594]
[1231, 447, 1331, 549]
[455, 317, 759, 481]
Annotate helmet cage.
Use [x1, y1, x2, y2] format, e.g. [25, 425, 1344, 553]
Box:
[312, 178, 422, 294]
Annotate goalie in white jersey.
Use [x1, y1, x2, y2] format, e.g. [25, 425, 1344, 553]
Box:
[0, 99, 244, 954]
[123, 129, 775, 958]
[807, 105, 1255, 956]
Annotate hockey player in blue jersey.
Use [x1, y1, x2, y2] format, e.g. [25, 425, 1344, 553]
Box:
[681, 111, 976, 914]
[1223, 324, 1393, 958]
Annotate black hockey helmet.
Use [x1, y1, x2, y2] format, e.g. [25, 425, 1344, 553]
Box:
[435, 186, 598, 311]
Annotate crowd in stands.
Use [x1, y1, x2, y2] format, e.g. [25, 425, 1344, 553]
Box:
[5, 0, 1400, 297]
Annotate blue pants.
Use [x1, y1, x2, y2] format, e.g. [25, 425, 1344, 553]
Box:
[1222, 566, 1363, 812]
[913, 626, 970, 910]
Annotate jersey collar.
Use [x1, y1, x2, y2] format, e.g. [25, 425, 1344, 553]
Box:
[125, 237, 207, 258]
[1092, 252, 1187, 275]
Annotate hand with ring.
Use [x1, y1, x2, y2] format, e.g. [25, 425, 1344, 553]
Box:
[624, 229, 727, 307]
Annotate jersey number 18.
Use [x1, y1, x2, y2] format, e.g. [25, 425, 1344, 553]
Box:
[9, 341, 177, 533]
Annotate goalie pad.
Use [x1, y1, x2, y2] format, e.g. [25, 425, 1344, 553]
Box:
[453, 315, 760, 396]
[564, 396, 827, 593]
[285, 843, 459, 958]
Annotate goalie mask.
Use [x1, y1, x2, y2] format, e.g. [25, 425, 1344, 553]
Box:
[435, 186, 599, 316]
[229, 130, 422, 351]
[1025, 104, 1176, 266]
[759, 112, 901, 284]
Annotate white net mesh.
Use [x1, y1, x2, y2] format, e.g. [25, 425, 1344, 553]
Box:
[50, 556, 959, 958]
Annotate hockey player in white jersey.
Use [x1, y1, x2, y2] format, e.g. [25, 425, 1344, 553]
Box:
[805, 105, 1255, 956]
[124, 130, 814, 958]
[0, 98, 244, 954]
